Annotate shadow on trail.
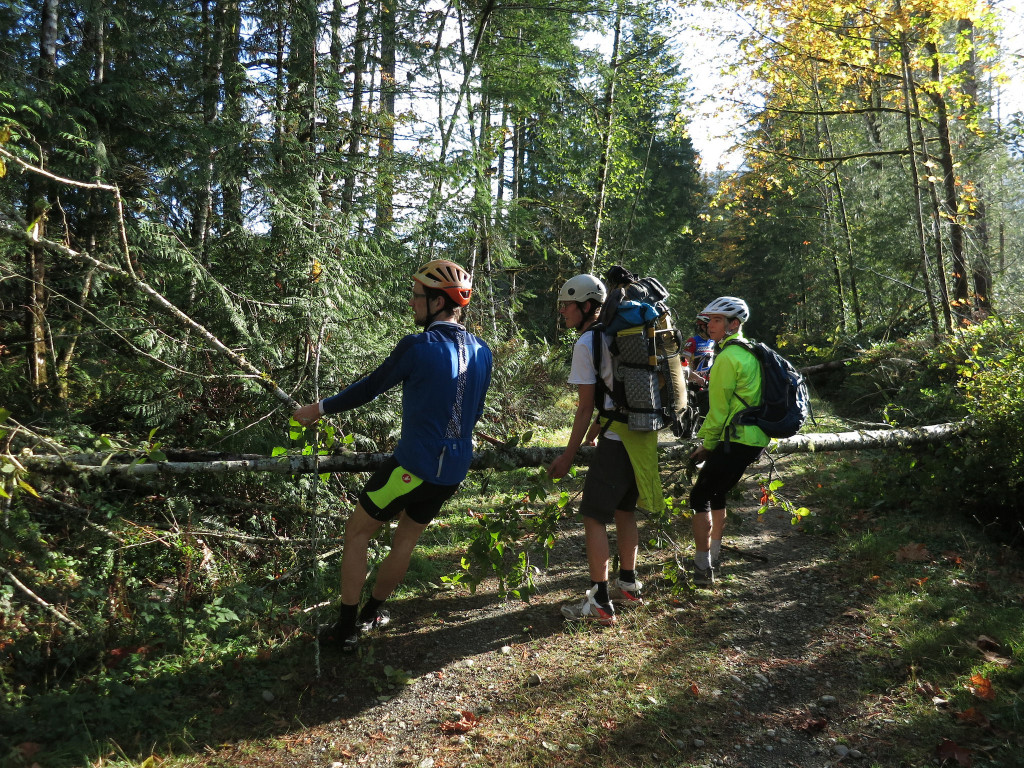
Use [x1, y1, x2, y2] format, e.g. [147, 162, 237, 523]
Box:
[0, 582, 568, 768]
[455, 503, 945, 768]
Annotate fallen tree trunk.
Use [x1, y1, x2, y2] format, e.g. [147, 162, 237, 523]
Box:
[18, 422, 968, 478]
[798, 359, 856, 376]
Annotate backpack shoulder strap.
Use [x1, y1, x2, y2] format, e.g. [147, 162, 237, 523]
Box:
[721, 338, 761, 411]
[589, 324, 605, 378]
[722, 337, 754, 354]
[587, 326, 618, 439]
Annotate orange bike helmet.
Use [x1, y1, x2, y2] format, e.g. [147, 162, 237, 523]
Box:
[412, 259, 473, 306]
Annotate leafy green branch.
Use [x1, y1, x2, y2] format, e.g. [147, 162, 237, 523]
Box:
[443, 432, 574, 601]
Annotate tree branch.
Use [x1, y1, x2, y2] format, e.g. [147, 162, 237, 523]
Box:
[1, 566, 85, 631]
[0, 223, 299, 409]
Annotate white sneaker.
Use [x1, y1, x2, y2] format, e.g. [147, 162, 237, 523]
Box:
[560, 585, 616, 626]
[613, 577, 644, 605]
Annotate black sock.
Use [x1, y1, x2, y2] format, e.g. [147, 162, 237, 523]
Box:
[619, 569, 636, 584]
[335, 602, 358, 634]
[592, 581, 610, 606]
[358, 596, 385, 623]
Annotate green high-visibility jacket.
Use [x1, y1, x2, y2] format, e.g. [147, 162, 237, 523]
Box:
[697, 331, 770, 451]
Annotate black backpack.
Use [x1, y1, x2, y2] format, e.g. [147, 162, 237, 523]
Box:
[723, 339, 811, 439]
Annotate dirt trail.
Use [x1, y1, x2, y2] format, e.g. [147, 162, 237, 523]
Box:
[201, 465, 893, 768]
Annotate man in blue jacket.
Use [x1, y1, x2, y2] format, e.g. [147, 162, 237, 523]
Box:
[293, 260, 492, 651]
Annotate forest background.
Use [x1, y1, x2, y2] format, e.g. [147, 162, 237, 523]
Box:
[2, 0, 1024, 764]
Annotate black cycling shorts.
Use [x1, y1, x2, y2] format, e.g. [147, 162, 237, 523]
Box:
[689, 443, 764, 514]
[359, 457, 460, 525]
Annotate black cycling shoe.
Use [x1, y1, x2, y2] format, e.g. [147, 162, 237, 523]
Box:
[319, 621, 360, 653]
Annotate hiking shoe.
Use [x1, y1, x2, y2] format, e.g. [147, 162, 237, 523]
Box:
[359, 609, 390, 633]
[561, 585, 616, 626]
[319, 622, 360, 653]
[692, 564, 715, 587]
[613, 577, 644, 605]
[711, 549, 727, 571]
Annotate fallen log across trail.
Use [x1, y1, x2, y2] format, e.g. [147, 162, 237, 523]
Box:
[17, 422, 968, 478]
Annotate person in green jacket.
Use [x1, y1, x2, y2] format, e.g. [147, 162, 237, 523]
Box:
[689, 296, 769, 586]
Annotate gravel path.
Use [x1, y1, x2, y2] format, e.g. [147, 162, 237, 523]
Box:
[197, 463, 899, 768]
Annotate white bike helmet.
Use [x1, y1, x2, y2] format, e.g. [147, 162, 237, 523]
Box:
[558, 274, 607, 304]
[701, 296, 750, 323]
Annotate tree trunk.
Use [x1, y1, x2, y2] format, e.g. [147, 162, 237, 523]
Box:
[25, 0, 60, 399]
[221, 0, 244, 229]
[23, 423, 969, 477]
[589, 3, 622, 275]
[923, 40, 970, 318]
[341, 0, 369, 211]
[374, 0, 396, 232]
[898, 30, 941, 335]
[910, 84, 954, 333]
[818, 182, 847, 332]
[193, 0, 226, 259]
[956, 19, 993, 314]
[814, 92, 861, 332]
[425, 0, 496, 248]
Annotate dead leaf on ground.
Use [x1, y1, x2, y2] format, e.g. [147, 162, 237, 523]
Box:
[440, 711, 479, 734]
[971, 636, 1012, 667]
[942, 550, 964, 565]
[796, 717, 828, 733]
[916, 680, 943, 698]
[968, 674, 996, 701]
[936, 738, 973, 767]
[975, 635, 1001, 652]
[956, 708, 992, 728]
[896, 542, 931, 562]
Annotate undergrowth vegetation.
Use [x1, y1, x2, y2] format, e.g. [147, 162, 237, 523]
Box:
[811, 315, 1024, 543]
[2, 317, 1024, 767]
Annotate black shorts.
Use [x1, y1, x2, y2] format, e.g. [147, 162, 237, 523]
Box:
[359, 457, 460, 525]
[689, 443, 764, 514]
[579, 437, 639, 524]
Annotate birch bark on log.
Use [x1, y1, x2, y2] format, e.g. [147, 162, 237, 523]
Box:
[18, 422, 968, 478]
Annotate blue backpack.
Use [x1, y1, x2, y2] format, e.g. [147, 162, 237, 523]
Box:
[724, 339, 811, 439]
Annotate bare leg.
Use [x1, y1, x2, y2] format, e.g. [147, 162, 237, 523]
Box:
[613, 509, 638, 571]
[710, 508, 727, 541]
[340, 503, 385, 605]
[692, 510, 712, 553]
[583, 516, 610, 582]
[370, 512, 429, 600]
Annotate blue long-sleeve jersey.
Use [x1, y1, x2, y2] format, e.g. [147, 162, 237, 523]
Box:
[320, 321, 492, 485]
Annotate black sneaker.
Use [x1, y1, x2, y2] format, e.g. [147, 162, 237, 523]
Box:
[320, 621, 360, 653]
[359, 609, 391, 633]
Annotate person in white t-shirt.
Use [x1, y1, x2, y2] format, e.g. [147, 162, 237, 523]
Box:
[547, 274, 643, 626]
